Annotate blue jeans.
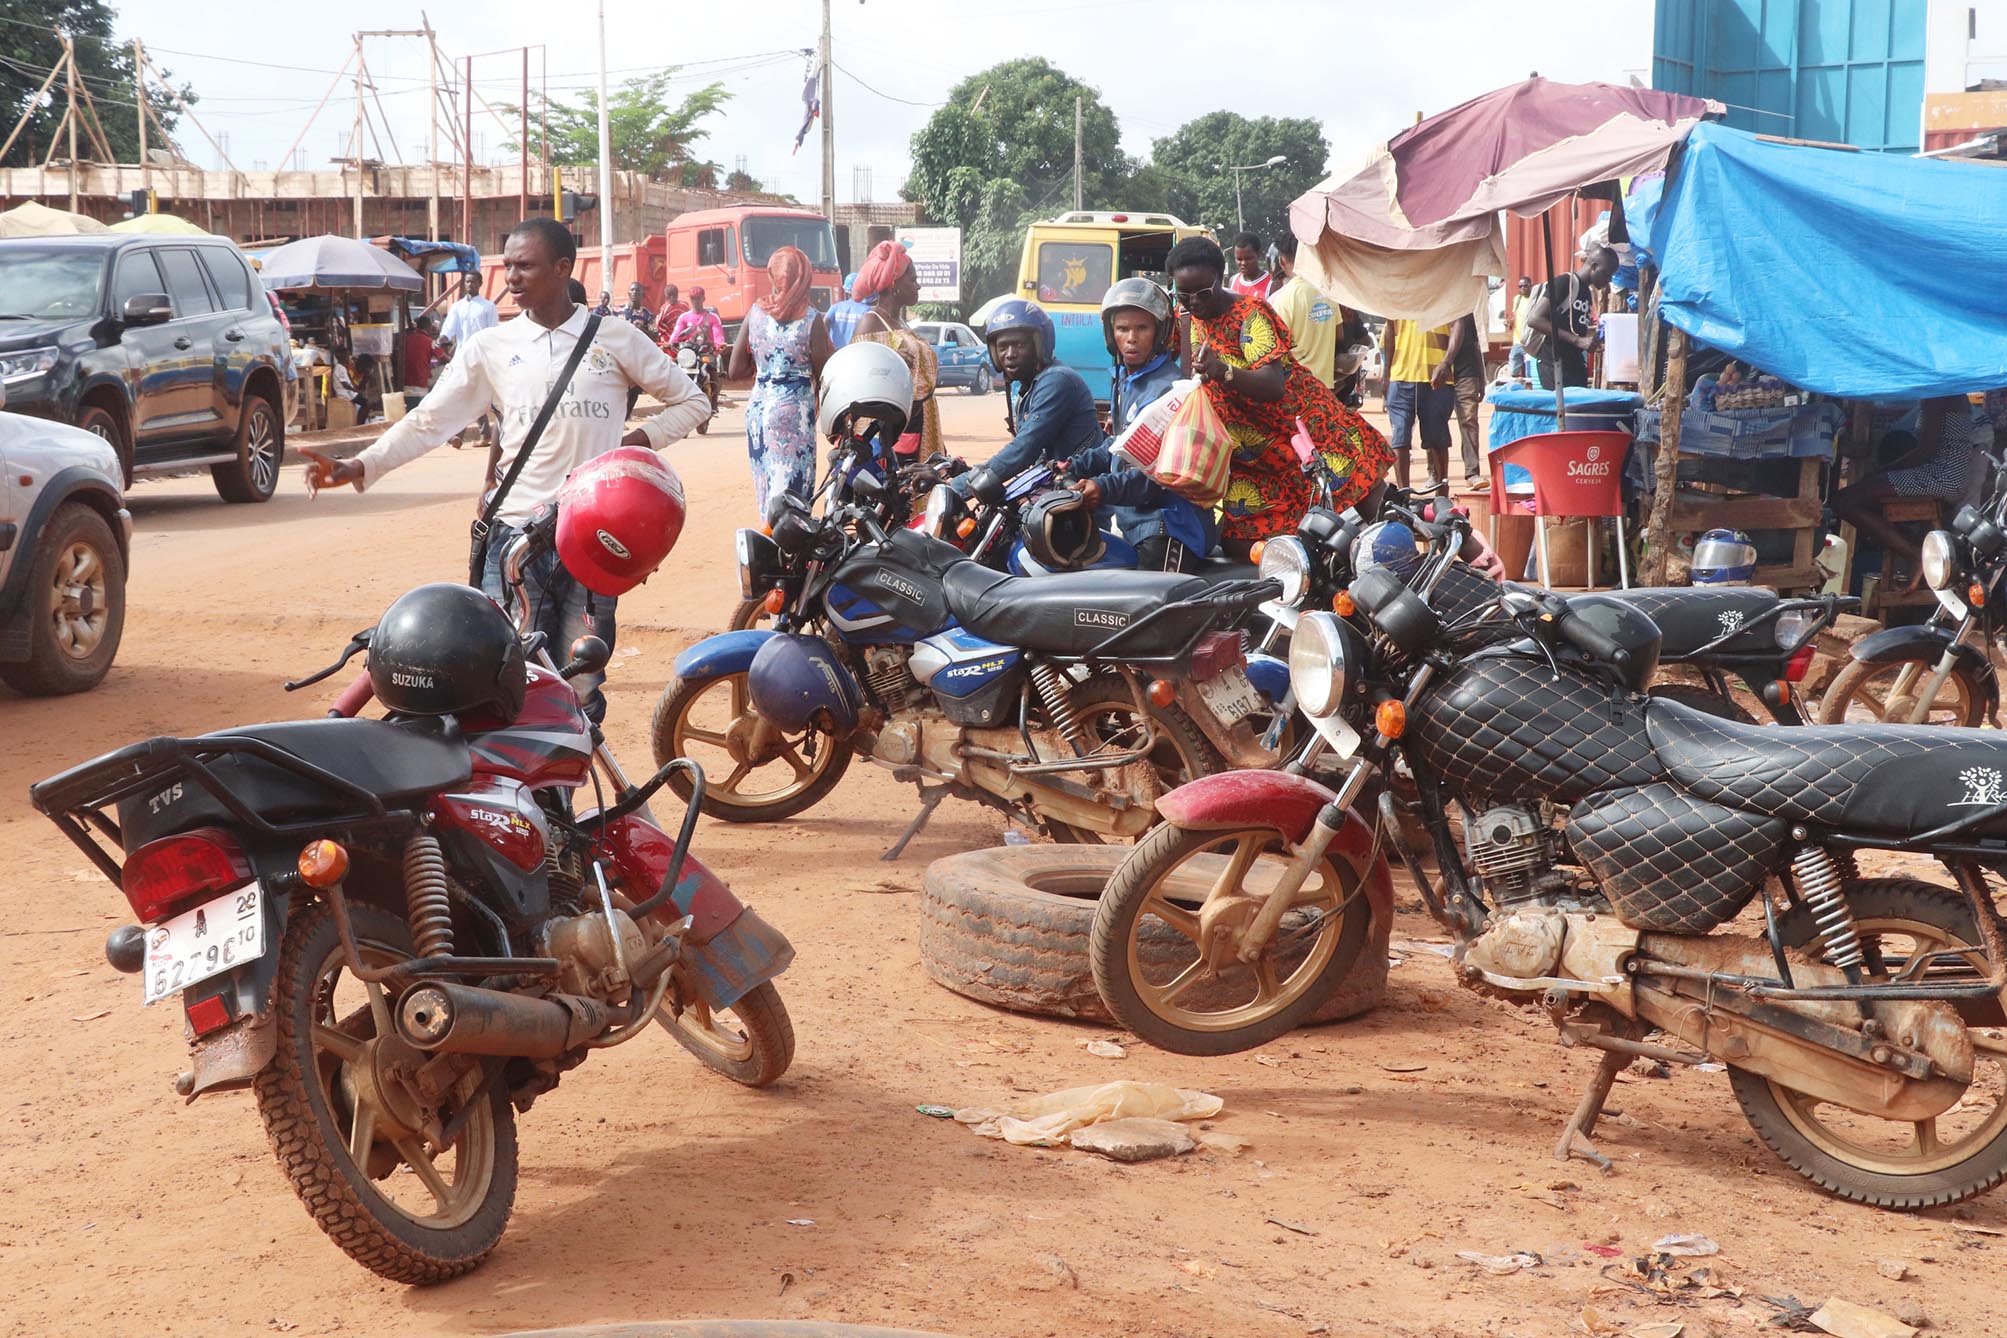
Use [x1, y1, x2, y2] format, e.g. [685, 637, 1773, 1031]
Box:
[480, 525, 617, 724]
[1386, 380, 1453, 453]
[1508, 344, 1527, 380]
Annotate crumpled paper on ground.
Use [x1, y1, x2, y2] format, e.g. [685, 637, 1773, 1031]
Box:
[953, 1080, 1224, 1146]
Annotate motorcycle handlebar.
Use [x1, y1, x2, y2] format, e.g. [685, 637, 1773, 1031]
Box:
[1545, 598, 1631, 669]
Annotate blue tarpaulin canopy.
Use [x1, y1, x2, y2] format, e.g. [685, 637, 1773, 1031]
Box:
[1626, 123, 2007, 400]
[380, 237, 479, 274]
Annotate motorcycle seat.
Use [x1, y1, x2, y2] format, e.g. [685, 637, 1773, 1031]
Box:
[118, 719, 472, 850]
[941, 561, 1216, 659]
[1589, 587, 1781, 660]
[1648, 698, 2007, 836]
[1194, 555, 1260, 585]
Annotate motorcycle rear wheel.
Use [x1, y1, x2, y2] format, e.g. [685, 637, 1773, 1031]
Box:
[1816, 656, 1986, 727]
[650, 669, 852, 823]
[1089, 821, 1370, 1055]
[254, 902, 517, 1283]
[1044, 677, 1224, 845]
[657, 976, 795, 1087]
[1730, 878, 2007, 1209]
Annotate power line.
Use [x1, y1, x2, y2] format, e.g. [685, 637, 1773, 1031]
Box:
[832, 62, 942, 109]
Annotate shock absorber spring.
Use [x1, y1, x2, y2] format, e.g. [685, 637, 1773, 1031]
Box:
[404, 833, 455, 958]
[1791, 845, 1862, 973]
[1028, 661, 1088, 755]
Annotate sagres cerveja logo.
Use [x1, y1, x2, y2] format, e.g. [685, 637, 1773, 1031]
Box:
[1953, 766, 2007, 807]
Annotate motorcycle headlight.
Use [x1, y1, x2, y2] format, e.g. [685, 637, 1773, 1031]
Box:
[1258, 536, 1311, 608]
[1288, 612, 1349, 718]
[736, 527, 782, 597]
[922, 484, 958, 539]
[1773, 606, 1819, 650]
[1921, 530, 1958, 592]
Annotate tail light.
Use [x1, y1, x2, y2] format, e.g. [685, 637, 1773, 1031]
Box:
[121, 828, 253, 924]
[1784, 643, 1817, 683]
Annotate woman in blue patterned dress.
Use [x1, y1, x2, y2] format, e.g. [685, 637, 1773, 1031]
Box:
[727, 245, 833, 513]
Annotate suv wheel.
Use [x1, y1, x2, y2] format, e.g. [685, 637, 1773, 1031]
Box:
[76, 403, 132, 485]
[0, 503, 125, 696]
[213, 392, 281, 503]
[973, 366, 992, 396]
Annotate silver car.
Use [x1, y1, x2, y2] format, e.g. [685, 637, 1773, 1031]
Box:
[0, 381, 130, 695]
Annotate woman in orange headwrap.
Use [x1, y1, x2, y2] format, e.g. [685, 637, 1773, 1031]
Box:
[851, 239, 942, 457]
[728, 244, 832, 512]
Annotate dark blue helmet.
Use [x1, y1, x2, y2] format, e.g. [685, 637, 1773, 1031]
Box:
[747, 634, 862, 735]
[982, 299, 1056, 371]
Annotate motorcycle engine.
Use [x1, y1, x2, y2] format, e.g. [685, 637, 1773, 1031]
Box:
[1463, 803, 1573, 907]
[862, 646, 916, 715]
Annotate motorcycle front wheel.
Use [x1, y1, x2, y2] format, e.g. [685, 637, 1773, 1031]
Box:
[1730, 877, 2007, 1209]
[1816, 656, 1987, 726]
[254, 902, 517, 1283]
[657, 975, 795, 1087]
[650, 670, 852, 822]
[1089, 821, 1370, 1055]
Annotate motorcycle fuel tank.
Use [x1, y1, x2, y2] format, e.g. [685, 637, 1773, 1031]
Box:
[825, 530, 960, 644]
[464, 664, 593, 788]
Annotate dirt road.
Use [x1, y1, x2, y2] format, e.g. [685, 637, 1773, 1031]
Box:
[0, 390, 1997, 1338]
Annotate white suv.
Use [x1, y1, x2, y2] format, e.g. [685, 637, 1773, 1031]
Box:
[0, 381, 130, 694]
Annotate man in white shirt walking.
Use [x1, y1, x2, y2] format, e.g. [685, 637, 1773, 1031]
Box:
[302, 217, 710, 721]
[438, 271, 501, 447]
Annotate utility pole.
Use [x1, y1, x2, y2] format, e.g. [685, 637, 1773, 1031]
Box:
[133, 39, 148, 197]
[351, 34, 364, 237]
[520, 47, 529, 226]
[64, 34, 79, 213]
[1072, 95, 1083, 212]
[820, 0, 835, 221]
[425, 18, 438, 240]
[596, 1, 613, 277]
[462, 54, 473, 247]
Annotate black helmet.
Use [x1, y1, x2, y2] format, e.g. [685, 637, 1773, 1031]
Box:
[1020, 491, 1105, 572]
[367, 583, 527, 720]
[1559, 593, 1662, 693]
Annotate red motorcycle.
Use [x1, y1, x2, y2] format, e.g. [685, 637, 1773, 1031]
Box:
[28, 460, 794, 1283]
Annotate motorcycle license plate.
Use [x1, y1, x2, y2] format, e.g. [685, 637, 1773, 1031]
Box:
[141, 885, 265, 1006]
[1197, 665, 1263, 724]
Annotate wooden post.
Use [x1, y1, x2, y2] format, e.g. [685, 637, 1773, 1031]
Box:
[1641, 323, 1687, 586]
[519, 47, 529, 225]
[134, 39, 148, 196]
[64, 36, 79, 213]
[462, 55, 473, 246]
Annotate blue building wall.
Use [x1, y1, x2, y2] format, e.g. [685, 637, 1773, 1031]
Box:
[1654, 0, 1928, 152]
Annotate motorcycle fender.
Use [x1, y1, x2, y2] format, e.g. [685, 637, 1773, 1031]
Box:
[1156, 772, 1395, 931]
[596, 814, 745, 945]
[679, 905, 796, 1012]
[180, 886, 290, 1101]
[1850, 623, 2000, 719]
[671, 629, 778, 683]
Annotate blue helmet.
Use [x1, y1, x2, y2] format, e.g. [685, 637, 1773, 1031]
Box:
[842, 271, 860, 295]
[982, 298, 1056, 371]
[747, 634, 862, 735]
[1691, 528, 1758, 585]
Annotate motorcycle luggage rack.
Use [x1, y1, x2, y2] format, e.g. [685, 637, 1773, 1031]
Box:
[30, 734, 420, 886]
[1660, 594, 1858, 664]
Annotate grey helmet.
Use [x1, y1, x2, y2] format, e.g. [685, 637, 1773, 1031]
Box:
[1098, 277, 1174, 359]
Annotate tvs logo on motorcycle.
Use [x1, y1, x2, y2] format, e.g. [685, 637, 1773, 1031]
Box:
[1076, 609, 1127, 628]
[148, 782, 184, 814]
[1953, 766, 2007, 807]
[881, 573, 927, 605]
[596, 529, 631, 560]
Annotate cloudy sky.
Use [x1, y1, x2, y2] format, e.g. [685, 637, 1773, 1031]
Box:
[112, 0, 1659, 197]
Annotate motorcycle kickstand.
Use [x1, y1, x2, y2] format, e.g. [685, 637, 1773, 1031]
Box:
[882, 786, 949, 862]
[1554, 1048, 1626, 1173]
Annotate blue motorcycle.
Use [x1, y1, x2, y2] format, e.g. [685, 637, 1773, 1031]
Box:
[650, 437, 1282, 848]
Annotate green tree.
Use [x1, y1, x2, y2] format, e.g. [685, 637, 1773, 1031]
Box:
[1149, 111, 1329, 242]
[1, 0, 193, 169]
[505, 72, 728, 179]
[902, 59, 1126, 315]
[724, 168, 761, 193]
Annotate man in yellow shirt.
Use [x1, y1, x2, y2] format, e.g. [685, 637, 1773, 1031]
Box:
[1268, 235, 1340, 389]
[1508, 275, 1534, 383]
[1382, 319, 1454, 490]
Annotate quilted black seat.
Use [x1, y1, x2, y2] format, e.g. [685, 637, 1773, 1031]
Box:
[1587, 587, 1781, 658]
[941, 562, 1213, 658]
[1648, 698, 2007, 836]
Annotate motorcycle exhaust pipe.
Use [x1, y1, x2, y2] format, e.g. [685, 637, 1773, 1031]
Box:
[395, 982, 612, 1059]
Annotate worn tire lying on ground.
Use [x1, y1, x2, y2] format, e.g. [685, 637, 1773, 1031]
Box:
[920, 846, 1389, 1025]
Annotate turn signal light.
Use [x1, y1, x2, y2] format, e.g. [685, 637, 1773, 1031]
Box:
[297, 839, 350, 889]
[1332, 590, 1357, 617]
[763, 588, 787, 614]
[957, 517, 978, 539]
[1147, 679, 1177, 708]
[1772, 680, 1794, 707]
[1375, 700, 1407, 739]
[1973, 581, 1987, 608]
[760, 523, 774, 537]
[1250, 540, 1268, 565]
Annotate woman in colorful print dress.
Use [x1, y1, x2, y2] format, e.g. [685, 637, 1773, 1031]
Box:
[728, 245, 832, 513]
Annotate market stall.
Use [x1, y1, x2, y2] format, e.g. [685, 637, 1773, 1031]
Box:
[257, 234, 424, 429]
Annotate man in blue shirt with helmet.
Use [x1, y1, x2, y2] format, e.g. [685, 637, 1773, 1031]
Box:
[962, 298, 1102, 486]
[826, 272, 873, 350]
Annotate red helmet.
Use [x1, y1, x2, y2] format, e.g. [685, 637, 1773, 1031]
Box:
[555, 446, 687, 596]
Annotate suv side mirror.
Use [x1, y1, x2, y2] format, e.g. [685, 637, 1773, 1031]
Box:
[121, 293, 173, 327]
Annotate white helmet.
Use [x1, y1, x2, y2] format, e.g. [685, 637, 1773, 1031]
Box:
[816, 340, 913, 446]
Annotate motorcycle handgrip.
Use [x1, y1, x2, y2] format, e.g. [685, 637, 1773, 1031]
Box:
[329, 673, 375, 719]
[1551, 605, 1631, 668]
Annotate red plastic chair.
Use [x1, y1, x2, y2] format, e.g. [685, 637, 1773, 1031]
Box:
[1487, 430, 1633, 589]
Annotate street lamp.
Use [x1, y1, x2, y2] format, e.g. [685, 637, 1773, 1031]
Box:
[1222, 154, 1288, 235]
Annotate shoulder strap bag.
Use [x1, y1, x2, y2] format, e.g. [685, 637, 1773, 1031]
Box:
[468, 312, 602, 585]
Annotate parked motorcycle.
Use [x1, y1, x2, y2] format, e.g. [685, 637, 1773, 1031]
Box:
[654, 423, 1279, 847]
[1095, 511, 2007, 1209]
[1818, 495, 2006, 727]
[29, 485, 795, 1281]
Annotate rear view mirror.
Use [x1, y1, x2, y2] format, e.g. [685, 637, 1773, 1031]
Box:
[121, 293, 173, 327]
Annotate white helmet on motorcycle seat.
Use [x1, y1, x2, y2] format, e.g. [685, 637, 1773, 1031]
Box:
[816, 340, 913, 447]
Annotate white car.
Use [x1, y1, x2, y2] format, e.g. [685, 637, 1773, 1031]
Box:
[0, 383, 130, 694]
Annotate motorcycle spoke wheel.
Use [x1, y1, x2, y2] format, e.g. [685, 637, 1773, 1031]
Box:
[1090, 823, 1370, 1055]
[655, 669, 849, 820]
[656, 977, 795, 1087]
[1753, 1046, 2007, 1181]
[1818, 658, 1982, 726]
